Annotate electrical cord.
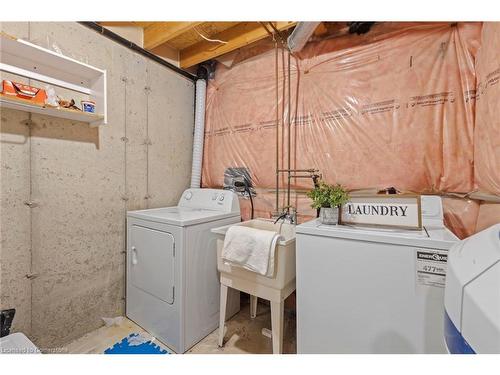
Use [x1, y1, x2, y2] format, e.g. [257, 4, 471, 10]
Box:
[247, 185, 254, 220]
[234, 178, 254, 219]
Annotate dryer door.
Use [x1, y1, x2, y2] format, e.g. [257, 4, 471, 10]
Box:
[130, 225, 175, 304]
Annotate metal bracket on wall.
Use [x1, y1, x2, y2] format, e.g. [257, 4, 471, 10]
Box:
[23, 200, 38, 208]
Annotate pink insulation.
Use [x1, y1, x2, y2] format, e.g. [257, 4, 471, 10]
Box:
[474, 23, 500, 196]
[442, 197, 480, 239]
[201, 22, 498, 235]
[475, 203, 500, 232]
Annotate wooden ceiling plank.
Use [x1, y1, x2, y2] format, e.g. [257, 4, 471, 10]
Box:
[144, 22, 202, 50]
[167, 22, 240, 50]
[179, 21, 296, 68]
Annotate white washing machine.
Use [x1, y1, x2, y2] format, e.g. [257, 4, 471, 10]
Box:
[295, 196, 459, 353]
[126, 188, 241, 353]
[444, 223, 500, 354]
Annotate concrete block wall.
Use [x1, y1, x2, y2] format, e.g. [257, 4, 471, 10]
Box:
[0, 22, 194, 350]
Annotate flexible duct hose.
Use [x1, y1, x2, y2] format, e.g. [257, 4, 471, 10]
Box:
[190, 79, 207, 188]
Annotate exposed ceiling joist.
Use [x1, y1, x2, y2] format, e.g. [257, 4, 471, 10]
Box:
[144, 22, 202, 50]
[179, 21, 296, 68]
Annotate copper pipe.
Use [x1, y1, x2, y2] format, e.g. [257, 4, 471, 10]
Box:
[281, 47, 286, 211]
[275, 39, 280, 214]
[259, 22, 274, 38]
[278, 169, 318, 173]
[287, 50, 291, 211]
[268, 22, 289, 49]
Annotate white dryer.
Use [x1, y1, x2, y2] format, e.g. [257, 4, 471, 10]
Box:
[296, 195, 459, 353]
[126, 188, 241, 353]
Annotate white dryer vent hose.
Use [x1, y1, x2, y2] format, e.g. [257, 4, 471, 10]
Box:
[190, 79, 207, 188]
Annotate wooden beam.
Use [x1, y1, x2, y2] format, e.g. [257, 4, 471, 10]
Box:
[179, 21, 296, 68]
[144, 22, 202, 50]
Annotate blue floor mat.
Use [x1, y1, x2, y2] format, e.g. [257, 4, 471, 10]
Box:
[104, 333, 168, 354]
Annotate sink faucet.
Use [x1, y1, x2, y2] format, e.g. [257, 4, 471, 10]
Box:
[274, 207, 296, 224]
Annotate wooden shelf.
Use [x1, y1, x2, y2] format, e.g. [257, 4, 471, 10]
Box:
[0, 97, 104, 125]
[0, 32, 107, 125]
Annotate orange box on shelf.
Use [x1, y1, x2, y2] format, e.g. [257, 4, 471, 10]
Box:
[1, 80, 47, 105]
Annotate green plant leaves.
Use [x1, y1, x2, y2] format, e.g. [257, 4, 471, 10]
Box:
[306, 181, 349, 209]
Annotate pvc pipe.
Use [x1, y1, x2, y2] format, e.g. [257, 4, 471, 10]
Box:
[190, 78, 207, 188]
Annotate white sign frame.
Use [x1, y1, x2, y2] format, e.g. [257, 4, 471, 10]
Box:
[340, 195, 422, 230]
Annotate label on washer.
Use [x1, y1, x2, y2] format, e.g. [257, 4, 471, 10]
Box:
[415, 249, 448, 288]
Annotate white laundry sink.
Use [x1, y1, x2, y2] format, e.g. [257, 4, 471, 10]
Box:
[212, 218, 296, 354]
[211, 218, 296, 292]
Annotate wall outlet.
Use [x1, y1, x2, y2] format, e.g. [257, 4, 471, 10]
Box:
[0, 309, 16, 337]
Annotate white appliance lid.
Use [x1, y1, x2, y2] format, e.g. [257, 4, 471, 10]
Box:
[0, 333, 40, 354]
[127, 206, 240, 227]
[444, 223, 500, 335]
[296, 219, 459, 249]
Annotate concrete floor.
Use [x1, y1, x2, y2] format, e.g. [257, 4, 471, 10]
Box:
[64, 317, 166, 354]
[64, 299, 297, 354]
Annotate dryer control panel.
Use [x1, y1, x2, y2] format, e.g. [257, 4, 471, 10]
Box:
[178, 188, 240, 213]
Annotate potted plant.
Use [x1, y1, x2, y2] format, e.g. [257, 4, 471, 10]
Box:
[307, 181, 349, 224]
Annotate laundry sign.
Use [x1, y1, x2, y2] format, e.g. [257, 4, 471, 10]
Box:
[340, 195, 422, 229]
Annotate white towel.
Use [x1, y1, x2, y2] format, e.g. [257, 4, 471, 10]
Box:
[221, 226, 282, 277]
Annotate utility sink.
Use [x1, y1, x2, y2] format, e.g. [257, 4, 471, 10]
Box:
[211, 218, 296, 292]
[212, 218, 297, 354]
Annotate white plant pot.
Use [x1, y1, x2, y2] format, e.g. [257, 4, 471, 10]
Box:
[319, 206, 339, 225]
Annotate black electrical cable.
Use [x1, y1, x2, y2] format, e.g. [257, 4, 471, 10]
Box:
[234, 179, 254, 219]
[247, 186, 254, 220]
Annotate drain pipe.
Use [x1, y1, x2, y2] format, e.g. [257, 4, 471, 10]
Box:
[190, 62, 215, 188]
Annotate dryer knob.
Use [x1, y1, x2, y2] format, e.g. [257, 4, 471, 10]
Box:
[184, 191, 193, 200]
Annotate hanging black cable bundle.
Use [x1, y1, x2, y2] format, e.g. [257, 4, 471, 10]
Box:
[234, 178, 254, 219]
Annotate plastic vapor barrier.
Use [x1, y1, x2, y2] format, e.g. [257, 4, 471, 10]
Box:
[201, 22, 499, 236]
[474, 23, 500, 196]
[442, 197, 480, 239]
[476, 203, 500, 233]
